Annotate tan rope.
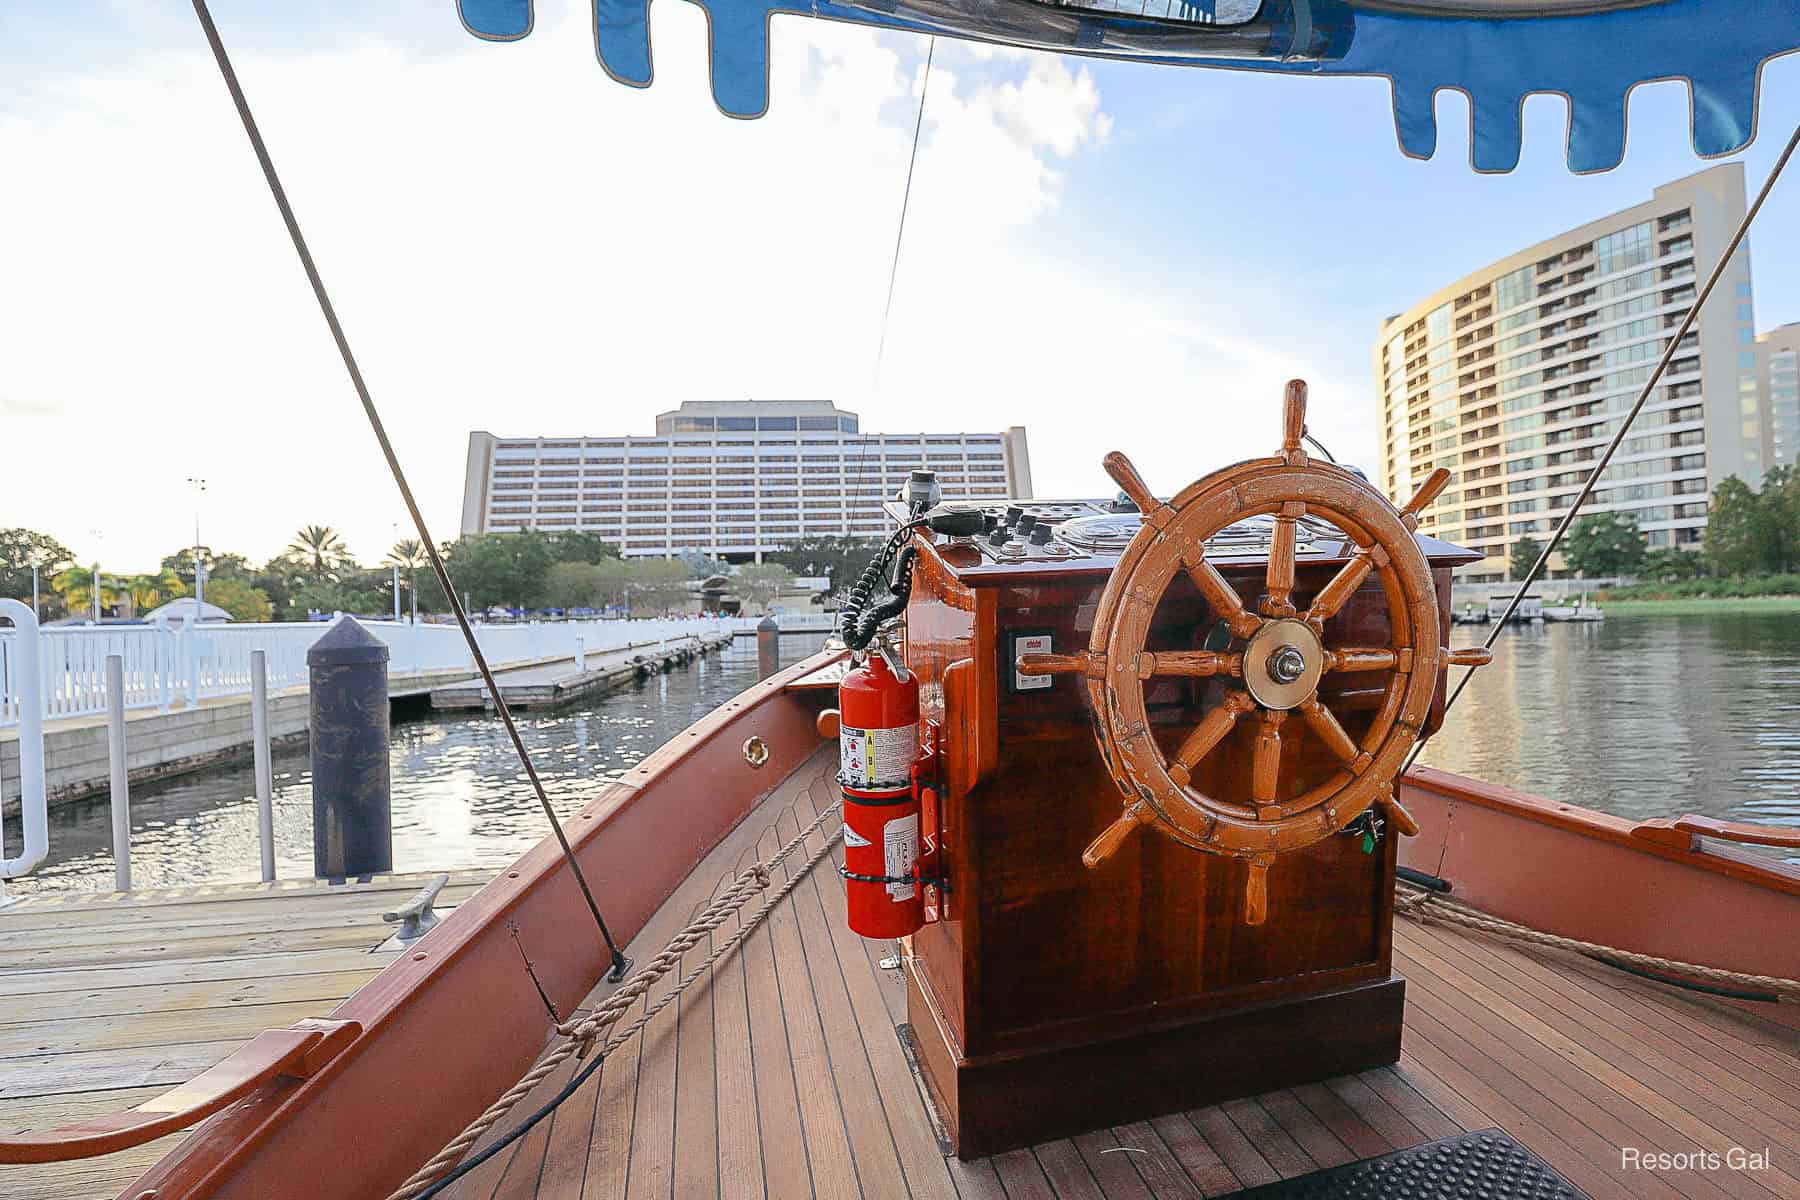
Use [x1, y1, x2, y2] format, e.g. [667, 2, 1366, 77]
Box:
[1396, 883, 1800, 1003]
[386, 801, 843, 1200]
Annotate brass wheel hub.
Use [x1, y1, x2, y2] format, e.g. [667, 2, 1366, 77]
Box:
[1242, 619, 1323, 710]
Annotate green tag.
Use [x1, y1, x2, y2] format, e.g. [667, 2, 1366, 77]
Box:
[1361, 830, 1375, 854]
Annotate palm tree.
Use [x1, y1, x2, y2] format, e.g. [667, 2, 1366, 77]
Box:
[124, 569, 184, 614]
[288, 525, 350, 580]
[51, 566, 122, 619]
[386, 538, 428, 621]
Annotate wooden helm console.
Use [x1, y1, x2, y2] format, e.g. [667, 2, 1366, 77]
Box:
[891, 379, 1485, 1158]
[1018, 381, 1489, 925]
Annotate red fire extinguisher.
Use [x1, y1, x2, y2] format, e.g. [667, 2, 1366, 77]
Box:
[838, 645, 925, 940]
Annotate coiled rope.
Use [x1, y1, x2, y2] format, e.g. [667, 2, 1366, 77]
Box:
[387, 801, 844, 1200]
[1395, 882, 1800, 1004]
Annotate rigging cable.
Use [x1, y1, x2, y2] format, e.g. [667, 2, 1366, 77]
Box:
[873, 37, 937, 391]
[191, 0, 632, 982]
[1403, 117, 1800, 782]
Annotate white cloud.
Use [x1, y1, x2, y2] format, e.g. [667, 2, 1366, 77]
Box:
[0, 1, 1333, 571]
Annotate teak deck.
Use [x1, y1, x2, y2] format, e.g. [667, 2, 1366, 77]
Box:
[438, 751, 1800, 1200]
[0, 870, 487, 1200]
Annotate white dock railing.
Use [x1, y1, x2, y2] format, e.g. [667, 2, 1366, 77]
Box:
[0, 615, 755, 730]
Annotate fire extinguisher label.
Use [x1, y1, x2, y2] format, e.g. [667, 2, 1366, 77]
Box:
[884, 813, 919, 901]
[842, 826, 872, 847]
[840, 723, 917, 791]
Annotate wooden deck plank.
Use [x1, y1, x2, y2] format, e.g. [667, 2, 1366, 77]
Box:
[773, 801, 910, 1200]
[1110, 1120, 1200, 1199]
[1147, 1111, 1238, 1196]
[990, 1148, 1057, 1199]
[581, 1008, 642, 1200]
[0, 968, 384, 1025]
[1398, 943, 1796, 1200]
[534, 1045, 602, 1200]
[1403, 1003, 1688, 1200]
[1289, 1081, 1394, 1159]
[1068, 1130, 1155, 1200]
[1355, 1065, 1470, 1142]
[1182, 1106, 1278, 1190]
[1218, 1099, 1313, 1179]
[492, 1054, 586, 1200]
[760, 813, 861, 1200]
[739, 823, 812, 1200]
[1403, 923, 1800, 1149]
[1256, 1090, 1354, 1171]
[1319, 1073, 1431, 1150]
[713, 844, 768, 1200]
[0, 947, 395, 998]
[1027, 1140, 1104, 1200]
[789, 767, 958, 1200]
[672, 880, 725, 1200]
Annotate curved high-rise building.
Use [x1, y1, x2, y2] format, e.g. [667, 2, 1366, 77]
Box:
[1374, 164, 1765, 584]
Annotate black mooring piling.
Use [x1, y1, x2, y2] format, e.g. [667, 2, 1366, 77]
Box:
[757, 614, 780, 680]
[307, 617, 393, 878]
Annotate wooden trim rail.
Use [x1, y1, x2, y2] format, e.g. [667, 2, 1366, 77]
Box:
[1629, 814, 1800, 851]
[0, 1019, 358, 1165]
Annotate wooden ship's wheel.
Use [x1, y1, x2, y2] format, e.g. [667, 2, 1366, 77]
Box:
[1022, 381, 1488, 924]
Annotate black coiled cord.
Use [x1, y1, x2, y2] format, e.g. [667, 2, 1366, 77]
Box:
[839, 520, 925, 651]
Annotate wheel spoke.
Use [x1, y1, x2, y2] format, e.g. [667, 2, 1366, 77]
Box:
[1305, 545, 1383, 627]
[1298, 696, 1358, 764]
[1182, 551, 1260, 640]
[1251, 710, 1285, 805]
[1325, 647, 1399, 673]
[1167, 689, 1254, 787]
[1141, 650, 1241, 679]
[1264, 502, 1301, 616]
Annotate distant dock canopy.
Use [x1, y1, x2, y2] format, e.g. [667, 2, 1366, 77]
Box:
[141, 598, 234, 627]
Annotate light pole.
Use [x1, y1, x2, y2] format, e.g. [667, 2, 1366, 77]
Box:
[187, 477, 208, 612]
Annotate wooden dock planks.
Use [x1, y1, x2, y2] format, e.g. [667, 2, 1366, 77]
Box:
[428, 635, 730, 711]
[0, 869, 486, 1200]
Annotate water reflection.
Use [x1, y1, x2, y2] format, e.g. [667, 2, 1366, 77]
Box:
[6, 632, 829, 895]
[1421, 613, 1800, 861]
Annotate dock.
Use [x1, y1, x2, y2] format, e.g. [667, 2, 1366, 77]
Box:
[427, 632, 730, 711]
[0, 870, 490, 1200]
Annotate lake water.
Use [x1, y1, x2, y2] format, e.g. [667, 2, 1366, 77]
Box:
[8, 612, 1798, 895]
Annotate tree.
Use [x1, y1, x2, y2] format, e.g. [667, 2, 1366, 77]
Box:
[51, 565, 124, 619]
[1508, 536, 1542, 583]
[1751, 465, 1799, 574]
[626, 560, 692, 616]
[387, 539, 429, 619]
[1704, 476, 1760, 576]
[733, 563, 792, 614]
[1563, 511, 1646, 578]
[160, 547, 254, 590]
[438, 531, 555, 611]
[546, 531, 618, 566]
[288, 578, 385, 619]
[0, 528, 76, 614]
[194, 577, 274, 622]
[767, 536, 882, 598]
[123, 569, 184, 614]
[287, 525, 352, 580]
[1641, 546, 1706, 583]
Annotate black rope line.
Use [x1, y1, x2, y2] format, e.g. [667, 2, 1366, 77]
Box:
[192, 0, 630, 980]
[1404, 118, 1800, 779]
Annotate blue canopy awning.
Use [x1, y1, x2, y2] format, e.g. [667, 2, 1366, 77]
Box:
[454, 0, 1798, 173]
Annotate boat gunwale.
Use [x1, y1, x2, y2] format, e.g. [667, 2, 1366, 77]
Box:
[1402, 763, 1800, 896]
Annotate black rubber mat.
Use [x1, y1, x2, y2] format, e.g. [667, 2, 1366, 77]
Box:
[1214, 1128, 1590, 1199]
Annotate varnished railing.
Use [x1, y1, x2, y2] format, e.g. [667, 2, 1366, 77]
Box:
[0, 1020, 359, 1164]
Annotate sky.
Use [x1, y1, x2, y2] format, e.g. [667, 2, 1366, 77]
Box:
[2, 1, 1797, 573]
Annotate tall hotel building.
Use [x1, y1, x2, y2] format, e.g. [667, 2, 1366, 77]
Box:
[1375, 165, 1765, 583]
[1756, 323, 1800, 470]
[460, 401, 1033, 561]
